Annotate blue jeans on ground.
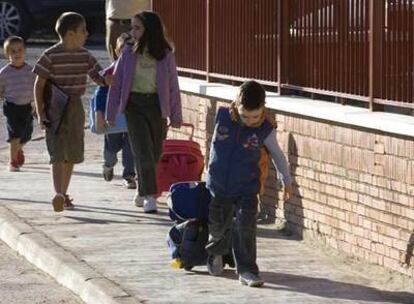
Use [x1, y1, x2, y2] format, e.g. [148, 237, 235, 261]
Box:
[104, 132, 135, 179]
[205, 194, 259, 275]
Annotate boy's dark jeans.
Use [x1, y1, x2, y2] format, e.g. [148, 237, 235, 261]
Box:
[125, 93, 167, 196]
[206, 194, 259, 275]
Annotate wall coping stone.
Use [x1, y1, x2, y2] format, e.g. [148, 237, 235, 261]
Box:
[179, 77, 414, 139]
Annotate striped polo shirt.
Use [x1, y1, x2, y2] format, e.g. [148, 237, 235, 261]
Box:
[0, 63, 35, 105]
[32, 43, 104, 96]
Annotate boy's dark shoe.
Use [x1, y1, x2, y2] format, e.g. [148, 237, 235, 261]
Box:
[123, 177, 137, 189]
[207, 255, 223, 276]
[223, 253, 235, 268]
[103, 165, 114, 181]
[63, 194, 75, 210]
[17, 150, 25, 167]
[52, 193, 65, 212]
[239, 272, 264, 287]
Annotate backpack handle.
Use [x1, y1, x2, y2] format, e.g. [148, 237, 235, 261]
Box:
[168, 122, 195, 140]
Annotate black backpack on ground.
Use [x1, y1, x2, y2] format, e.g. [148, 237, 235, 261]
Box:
[167, 219, 209, 270]
[166, 182, 235, 271]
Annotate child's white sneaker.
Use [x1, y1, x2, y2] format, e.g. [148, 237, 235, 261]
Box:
[143, 196, 157, 213]
[134, 192, 143, 207]
[239, 272, 264, 287]
[207, 255, 223, 276]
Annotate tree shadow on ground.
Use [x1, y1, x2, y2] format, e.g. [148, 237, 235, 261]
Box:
[64, 215, 171, 227]
[256, 226, 301, 240]
[64, 215, 140, 225]
[0, 197, 173, 224]
[21, 166, 105, 179]
[0, 197, 50, 205]
[74, 204, 171, 220]
[260, 271, 414, 303]
[187, 269, 413, 303]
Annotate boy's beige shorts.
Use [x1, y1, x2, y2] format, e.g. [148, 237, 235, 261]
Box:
[46, 96, 85, 164]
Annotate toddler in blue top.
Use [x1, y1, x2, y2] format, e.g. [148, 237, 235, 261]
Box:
[205, 80, 293, 287]
[90, 33, 136, 188]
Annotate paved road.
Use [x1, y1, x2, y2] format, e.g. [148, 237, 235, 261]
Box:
[0, 129, 413, 304]
[0, 240, 82, 304]
[0, 39, 105, 304]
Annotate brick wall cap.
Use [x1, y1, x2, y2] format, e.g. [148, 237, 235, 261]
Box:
[178, 77, 414, 139]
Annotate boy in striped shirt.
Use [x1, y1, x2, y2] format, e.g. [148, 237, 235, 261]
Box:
[33, 12, 111, 212]
[0, 36, 35, 172]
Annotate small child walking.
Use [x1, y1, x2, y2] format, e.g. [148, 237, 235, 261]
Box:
[33, 12, 110, 212]
[0, 36, 35, 171]
[107, 11, 182, 213]
[91, 33, 136, 189]
[205, 80, 293, 287]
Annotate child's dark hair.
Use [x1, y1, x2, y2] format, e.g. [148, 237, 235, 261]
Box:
[236, 80, 266, 110]
[55, 12, 85, 38]
[3, 36, 25, 55]
[134, 11, 173, 61]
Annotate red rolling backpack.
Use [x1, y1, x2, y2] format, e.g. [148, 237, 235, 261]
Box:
[156, 123, 205, 193]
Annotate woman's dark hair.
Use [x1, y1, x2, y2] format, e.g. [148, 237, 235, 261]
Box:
[236, 80, 266, 110]
[134, 11, 173, 61]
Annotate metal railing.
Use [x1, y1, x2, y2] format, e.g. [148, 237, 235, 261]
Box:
[152, 0, 414, 111]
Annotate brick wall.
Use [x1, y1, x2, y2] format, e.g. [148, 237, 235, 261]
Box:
[172, 92, 414, 278]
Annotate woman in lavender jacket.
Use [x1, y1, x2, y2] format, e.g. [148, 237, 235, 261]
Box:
[106, 11, 182, 213]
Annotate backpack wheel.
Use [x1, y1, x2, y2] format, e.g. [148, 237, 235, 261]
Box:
[184, 266, 193, 271]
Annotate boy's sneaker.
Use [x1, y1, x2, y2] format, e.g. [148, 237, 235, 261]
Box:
[207, 255, 223, 276]
[8, 160, 20, 172]
[143, 196, 157, 213]
[17, 150, 25, 167]
[52, 193, 65, 212]
[63, 194, 75, 210]
[133, 192, 143, 207]
[123, 177, 137, 189]
[239, 272, 264, 287]
[102, 165, 114, 181]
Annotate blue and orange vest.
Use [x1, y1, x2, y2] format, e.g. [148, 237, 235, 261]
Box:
[206, 107, 274, 197]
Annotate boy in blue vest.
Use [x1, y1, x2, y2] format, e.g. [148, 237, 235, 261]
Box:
[205, 80, 293, 287]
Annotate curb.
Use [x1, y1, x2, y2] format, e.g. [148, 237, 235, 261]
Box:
[0, 206, 141, 304]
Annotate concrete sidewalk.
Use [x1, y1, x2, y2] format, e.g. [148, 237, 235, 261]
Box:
[0, 130, 413, 304]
